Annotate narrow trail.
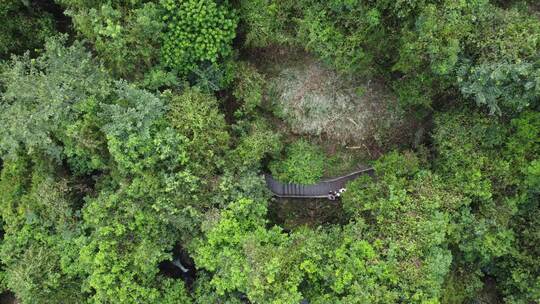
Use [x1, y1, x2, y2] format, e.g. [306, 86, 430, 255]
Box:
[265, 166, 375, 200]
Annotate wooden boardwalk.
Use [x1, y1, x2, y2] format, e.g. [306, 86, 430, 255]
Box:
[265, 167, 375, 199]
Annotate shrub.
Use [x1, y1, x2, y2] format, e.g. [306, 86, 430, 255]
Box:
[269, 139, 326, 184]
[228, 119, 282, 171]
[296, 4, 383, 76]
[469, 7, 540, 64]
[161, 0, 237, 76]
[237, 0, 296, 48]
[232, 62, 266, 118]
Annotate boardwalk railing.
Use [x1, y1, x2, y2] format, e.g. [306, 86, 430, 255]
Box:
[265, 167, 375, 200]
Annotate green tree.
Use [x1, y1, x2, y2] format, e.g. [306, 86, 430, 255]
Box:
[231, 62, 266, 119]
[161, 0, 237, 76]
[457, 59, 540, 115]
[0, 36, 111, 174]
[432, 108, 540, 302]
[192, 198, 306, 303]
[343, 151, 454, 303]
[0, 157, 85, 303]
[167, 88, 230, 174]
[57, 0, 166, 80]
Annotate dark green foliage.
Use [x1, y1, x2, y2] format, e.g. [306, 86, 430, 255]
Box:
[238, 0, 540, 114]
[0, 1, 56, 58]
[296, 2, 385, 75]
[469, 7, 540, 64]
[161, 0, 237, 76]
[454, 6, 540, 114]
[269, 139, 326, 184]
[458, 60, 540, 114]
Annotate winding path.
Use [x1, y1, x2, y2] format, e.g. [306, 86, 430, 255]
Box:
[265, 166, 375, 199]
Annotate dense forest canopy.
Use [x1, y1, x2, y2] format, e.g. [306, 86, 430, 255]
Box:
[0, 0, 538, 303]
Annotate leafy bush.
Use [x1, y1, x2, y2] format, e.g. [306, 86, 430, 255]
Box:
[296, 2, 384, 76]
[269, 139, 326, 184]
[432, 109, 540, 303]
[469, 7, 540, 64]
[232, 62, 265, 119]
[0, 158, 85, 303]
[192, 197, 306, 303]
[161, 0, 237, 76]
[343, 151, 454, 302]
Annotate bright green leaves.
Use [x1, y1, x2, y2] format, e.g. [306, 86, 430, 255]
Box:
[0, 37, 228, 303]
[0, 158, 84, 303]
[58, 0, 240, 87]
[161, 0, 238, 76]
[269, 139, 326, 184]
[195, 152, 454, 303]
[1, 233, 84, 304]
[192, 199, 306, 303]
[80, 184, 180, 304]
[192, 198, 288, 298]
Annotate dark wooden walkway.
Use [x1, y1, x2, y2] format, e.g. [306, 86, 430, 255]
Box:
[265, 167, 375, 199]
